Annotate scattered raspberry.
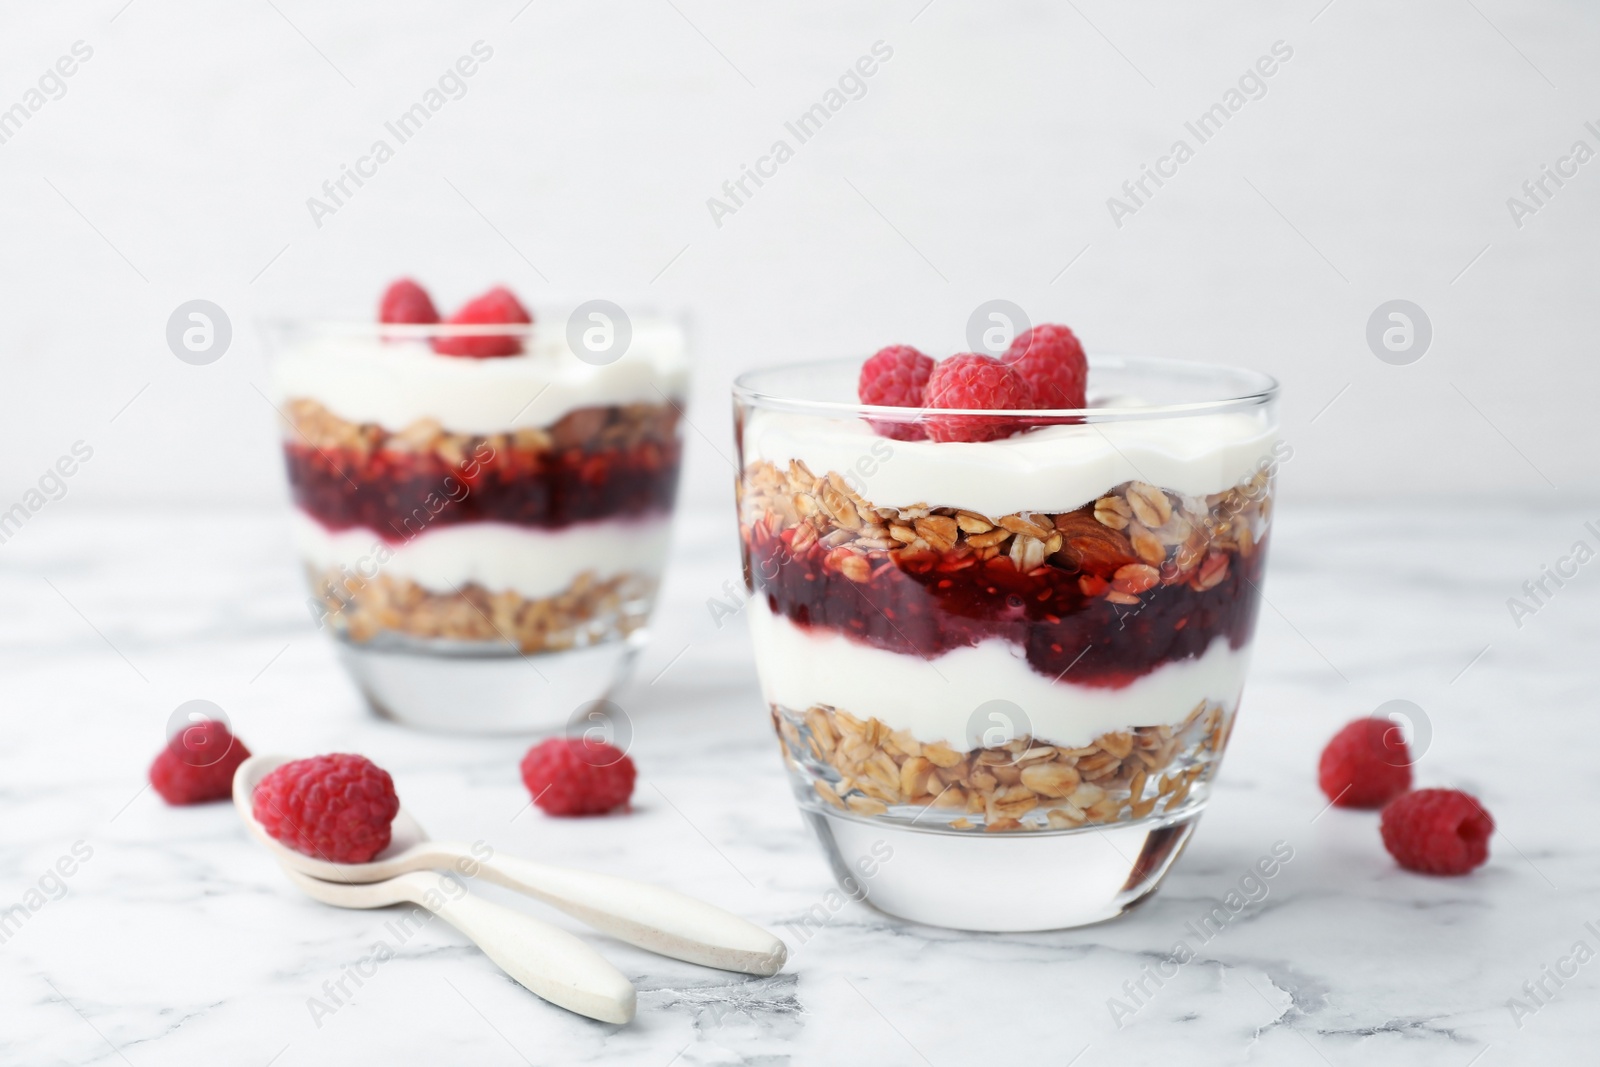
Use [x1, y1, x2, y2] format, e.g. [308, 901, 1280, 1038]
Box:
[520, 738, 636, 816]
[1003, 324, 1087, 409]
[252, 754, 399, 863]
[1318, 718, 1413, 808]
[858, 345, 934, 440]
[922, 353, 1034, 443]
[149, 719, 251, 805]
[432, 286, 533, 358]
[1380, 789, 1493, 875]
[379, 278, 440, 325]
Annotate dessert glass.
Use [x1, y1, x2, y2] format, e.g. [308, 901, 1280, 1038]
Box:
[267, 315, 687, 733]
[733, 356, 1280, 930]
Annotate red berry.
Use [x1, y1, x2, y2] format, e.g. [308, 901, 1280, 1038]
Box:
[1003, 324, 1087, 409]
[379, 278, 440, 325]
[432, 286, 533, 358]
[252, 754, 399, 864]
[923, 353, 1034, 443]
[1318, 718, 1413, 808]
[1380, 789, 1493, 875]
[858, 345, 934, 440]
[149, 719, 251, 805]
[520, 738, 636, 816]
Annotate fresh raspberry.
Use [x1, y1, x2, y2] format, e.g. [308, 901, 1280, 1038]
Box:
[1003, 324, 1087, 409]
[1318, 718, 1413, 808]
[922, 353, 1034, 443]
[148, 719, 251, 805]
[379, 278, 440, 325]
[252, 754, 399, 863]
[1381, 789, 1493, 875]
[520, 738, 636, 816]
[432, 286, 533, 358]
[858, 345, 934, 440]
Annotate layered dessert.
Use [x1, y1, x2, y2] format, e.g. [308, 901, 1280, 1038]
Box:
[736, 329, 1279, 835]
[275, 281, 686, 657]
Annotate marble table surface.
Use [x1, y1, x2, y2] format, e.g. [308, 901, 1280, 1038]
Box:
[2, 500, 1596, 1066]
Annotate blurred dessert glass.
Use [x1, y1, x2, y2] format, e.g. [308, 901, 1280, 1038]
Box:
[267, 303, 687, 733]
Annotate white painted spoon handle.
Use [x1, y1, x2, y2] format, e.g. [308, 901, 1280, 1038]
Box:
[410, 880, 636, 1024]
[471, 855, 787, 976]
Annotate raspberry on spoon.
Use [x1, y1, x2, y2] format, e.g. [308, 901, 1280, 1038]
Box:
[432, 286, 533, 358]
[252, 754, 400, 864]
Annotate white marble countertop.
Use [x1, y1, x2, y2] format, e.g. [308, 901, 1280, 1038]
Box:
[2, 501, 1596, 1065]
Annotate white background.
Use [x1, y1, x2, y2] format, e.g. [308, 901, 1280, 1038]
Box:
[0, 0, 1595, 520]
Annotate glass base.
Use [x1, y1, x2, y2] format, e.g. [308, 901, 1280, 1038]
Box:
[334, 633, 642, 734]
[803, 805, 1200, 931]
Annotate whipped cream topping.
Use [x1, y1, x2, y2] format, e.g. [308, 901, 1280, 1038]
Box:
[748, 599, 1251, 750]
[272, 321, 689, 435]
[291, 511, 673, 599]
[741, 406, 1279, 516]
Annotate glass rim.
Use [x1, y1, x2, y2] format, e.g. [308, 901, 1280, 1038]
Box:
[733, 354, 1279, 422]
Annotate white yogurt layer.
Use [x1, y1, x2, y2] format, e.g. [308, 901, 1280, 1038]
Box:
[272, 321, 689, 435]
[742, 406, 1279, 516]
[291, 511, 673, 600]
[748, 599, 1250, 750]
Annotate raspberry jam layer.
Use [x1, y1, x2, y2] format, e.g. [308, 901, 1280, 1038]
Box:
[286, 436, 681, 536]
[743, 525, 1266, 688]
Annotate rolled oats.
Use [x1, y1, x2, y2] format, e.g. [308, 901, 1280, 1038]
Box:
[1019, 762, 1081, 798]
[998, 514, 1055, 541]
[1010, 535, 1047, 572]
[1194, 552, 1230, 591]
[286, 397, 679, 464]
[956, 513, 995, 534]
[1093, 495, 1133, 530]
[1128, 524, 1168, 565]
[1112, 564, 1160, 595]
[1126, 482, 1174, 528]
[964, 528, 1012, 549]
[309, 567, 654, 654]
[777, 699, 1230, 833]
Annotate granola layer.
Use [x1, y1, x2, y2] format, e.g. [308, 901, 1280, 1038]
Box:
[738, 461, 1272, 685]
[778, 700, 1232, 833]
[284, 398, 682, 534]
[309, 567, 655, 653]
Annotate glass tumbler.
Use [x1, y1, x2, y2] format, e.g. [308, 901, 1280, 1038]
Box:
[266, 314, 687, 733]
[733, 355, 1280, 930]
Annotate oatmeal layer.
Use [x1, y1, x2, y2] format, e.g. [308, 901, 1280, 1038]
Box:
[309, 567, 655, 654]
[780, 700, 1231, 833]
